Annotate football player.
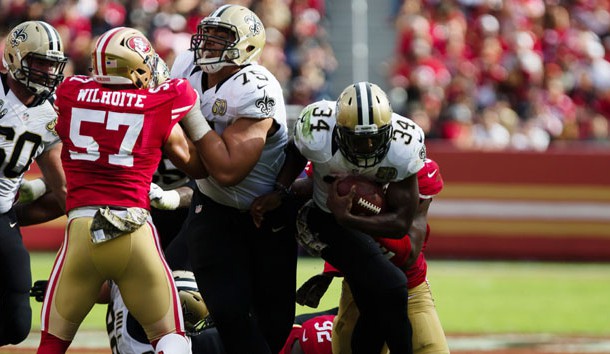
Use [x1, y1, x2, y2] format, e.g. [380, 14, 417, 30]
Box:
[105, 156, 220, 353]
[0, 20, 67, 346]
[170, 4, 298, 353]
[279, 308, 338, 354]
[252, 82, 427, 354]
[36, 27, 211, 354]
[298, 158, 450, 354]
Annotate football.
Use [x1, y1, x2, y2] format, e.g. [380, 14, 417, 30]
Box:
[336, 175, 386, 216]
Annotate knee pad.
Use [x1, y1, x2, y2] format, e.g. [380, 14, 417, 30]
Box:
[154, 333, 191, 354]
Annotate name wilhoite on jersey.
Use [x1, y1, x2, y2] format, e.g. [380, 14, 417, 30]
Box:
[77, 88, 146, 108]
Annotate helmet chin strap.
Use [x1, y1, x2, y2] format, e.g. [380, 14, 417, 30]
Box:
[201, 63, 223, 74]
[200, 61, 233, 74]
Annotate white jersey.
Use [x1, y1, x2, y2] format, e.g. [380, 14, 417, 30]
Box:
[107, 282, 155, 354]
[0, 74, 61, 213]
[171, 51, 288, 210]
[294, 100, 426, 213]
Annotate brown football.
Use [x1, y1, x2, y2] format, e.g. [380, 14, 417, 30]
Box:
[336, 175, 386, 216]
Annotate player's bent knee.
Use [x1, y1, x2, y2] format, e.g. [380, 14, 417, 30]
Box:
[11, 323, 30, 345]
[154, 333, 192, 354]
[0, 314, 31, 345]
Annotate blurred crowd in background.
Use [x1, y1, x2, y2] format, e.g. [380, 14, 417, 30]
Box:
[0, 0, 337, 111]
[388, 0, 610, 150]
[1, 0, 610, 151]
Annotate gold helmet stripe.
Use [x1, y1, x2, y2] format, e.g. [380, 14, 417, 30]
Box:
[38, 21, 61, 52]
[94, 27, 124, 76]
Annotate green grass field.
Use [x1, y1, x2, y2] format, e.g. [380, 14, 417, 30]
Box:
[30, 252, 610, 336]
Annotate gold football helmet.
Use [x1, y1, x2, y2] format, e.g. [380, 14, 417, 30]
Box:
[3, 21, 67, 99]
[335, 82, 394, 167]
[172, 270, 209, 335]
[91, 27, 158, 89]
[190, 4, 266, 73]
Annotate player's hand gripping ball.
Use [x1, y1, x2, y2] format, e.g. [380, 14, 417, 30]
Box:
[336, 175, 386, 216]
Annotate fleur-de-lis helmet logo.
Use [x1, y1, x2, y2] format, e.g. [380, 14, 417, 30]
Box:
[244, 14, 262, 36]
[10, 27, 28, 47]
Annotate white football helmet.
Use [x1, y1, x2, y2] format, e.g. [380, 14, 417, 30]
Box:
[335, 82, 394, 168]
[3, 21, 67, 100]
[190, 4, 266, 73]
[172, 270, 209, 335]
[91, 27, 158, 89]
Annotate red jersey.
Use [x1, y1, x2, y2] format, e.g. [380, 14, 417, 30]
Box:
[280, 315, 335, 354]
[324, 158, 444, 289]
[54, 76, 198, 211]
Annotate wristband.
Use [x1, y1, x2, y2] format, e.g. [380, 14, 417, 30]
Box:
[19, 178, 47, 203]
[28, 178, 47, 199]
[182, 105, 212, 141]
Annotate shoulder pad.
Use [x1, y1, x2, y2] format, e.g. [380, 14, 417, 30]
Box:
[231, 65, 284, 119]
[386, 113, 426, 176]
[294, 100, 336, 163]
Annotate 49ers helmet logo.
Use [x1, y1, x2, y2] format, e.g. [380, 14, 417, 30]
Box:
[126, 36, 152, 56]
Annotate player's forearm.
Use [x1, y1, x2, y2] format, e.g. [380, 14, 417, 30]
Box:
[16, 192, 65, 226]
[403, 199, 431, 267]
[37, 147, 67, 212]
[175, 186, 194, 208]
[279, 140, 309, 188]
[181, 153, 208, 179]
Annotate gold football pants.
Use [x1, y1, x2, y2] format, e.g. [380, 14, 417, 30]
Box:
[332, 279, 450, 354]
[40, 216, 184, 342]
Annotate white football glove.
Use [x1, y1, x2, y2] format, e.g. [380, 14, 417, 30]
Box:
[149, 182, 181, 210]
[18, 178, 47, 203]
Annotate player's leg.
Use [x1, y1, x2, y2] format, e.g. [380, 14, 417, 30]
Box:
[0, 210, 32, 346]
[408, 281, 450, 354]
[308, 206, 412, 354]
[115, 222, 190, 354]
[251, 203, 298, 353]
[106, 282, 157, 354]
[187, 192, 270, 354]
[332, 280, 389, 354]
[164, 220, 193, 271]
[38, 218, 106, 353]
[331, 279, 359, 354]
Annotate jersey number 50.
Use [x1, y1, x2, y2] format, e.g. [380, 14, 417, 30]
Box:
[0, 127, 41, 178]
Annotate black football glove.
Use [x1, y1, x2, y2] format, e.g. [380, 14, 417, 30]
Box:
[30, 280, 49, 303]
[295, 273, 333, 308]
